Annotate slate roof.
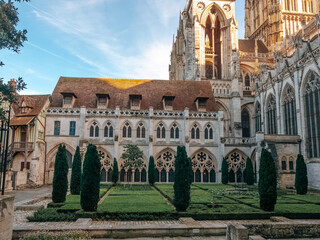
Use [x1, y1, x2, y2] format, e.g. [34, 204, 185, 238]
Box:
[50, 77, 218, 112]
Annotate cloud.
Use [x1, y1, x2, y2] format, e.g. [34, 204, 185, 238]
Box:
[20, 89, 44, 95]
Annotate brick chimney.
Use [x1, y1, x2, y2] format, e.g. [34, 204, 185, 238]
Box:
[8, 78, 17, 89]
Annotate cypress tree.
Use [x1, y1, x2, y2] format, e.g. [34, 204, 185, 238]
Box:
[295, 154, 308, 195]
[174, 146, 192, 211]
[148, 156, 155, 185]
[245, 157, 254, 185]
[112, 158, 119, 184]
[70, 146, 81, 195]
[221, 157, 229, 184]
[81, 144, 101, 212]
[259, 149, 277, 211]
[52, 144, 69, 203]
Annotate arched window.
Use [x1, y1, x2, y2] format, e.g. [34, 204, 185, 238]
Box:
[104, 122, 113, 138]
[282, 86, 297, 135]
[191, 123, 200, 139]
[241, 109, 250, 137]
[304, 71, 320, 158]
[204, 124, 213, 140]
[122, 122, 132, 138]
[90, 122, 99, 137]
[155, 149, 176, 183]
[226, 151, 249, 183]
[98, 149, 113, 182]
[137, 122, 146, 139]
[245, 74, 250, 87]
[170, 123, 179, 139]
[191, 150, 216, 183]
[266, 95, 277, 134]
[255, 103, 262, 132]
[156, 123, 166, 139]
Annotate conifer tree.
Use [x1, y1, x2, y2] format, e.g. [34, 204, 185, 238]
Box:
[295, 154, 308, 195]
[112, 158, 119, 184]
[148, 156, 155, 185]
[259, 149, 277, 211]
[81, 144, 101, 212]
[70, 146, 81, 195]
[221, 157, 229, 184]
[52, 144, 69, 203]
[174, 146, 192, 211]
[245, 157, 254, 185]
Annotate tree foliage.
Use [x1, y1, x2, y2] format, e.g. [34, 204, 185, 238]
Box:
[221, 157, 228, 184]
[112, 158, 119, 184]
[148, 156, 155, 185]
[174, 146, 192, 211]
[52, 144, 68, 203]
[70, 146, 81, 195]
[121, 144, 144, 170]
[81, 144, 101, 212]
[259, 149, 277, 211]
[295, 154, 308, 195]
[245, 157, 254, 185]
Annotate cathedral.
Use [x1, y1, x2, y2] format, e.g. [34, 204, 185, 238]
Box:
[5, 0, 320, 190]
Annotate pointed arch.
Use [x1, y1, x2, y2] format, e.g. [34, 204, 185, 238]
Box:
[121, 121, 132, 139]
[199, 2, 227, 27]
[46, 143, 76, 170]
[136, 121, 146, 139]
[169, 122, 180, 140]
[155, 148, 176, 182]
[190, 149, 217, 183]
[190, 121, 201, 140]
[155, 121, 166, 139]
[265, 93, 277, 134]
[241, 108, 251, 137]
[225, 149, 248, 183]
[281, 83, 297, 135]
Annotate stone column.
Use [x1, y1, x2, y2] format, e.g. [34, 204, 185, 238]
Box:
[184, 108, 189, 153]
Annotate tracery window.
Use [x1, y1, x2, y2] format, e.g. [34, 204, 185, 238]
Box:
[304, 71, 320, 158]
[119, 157, 146, 183]
[156, 123, 166, 139]
[266, 95, 277, 134]
[137, 122, 146, 139]
[244, 74, 250, 87]
[90, 122, 99, 137]
[191, 123, 200, 139]
[99, 149, 113, 182]
[241, 109, 250, 137]
[155, 150, 176, 183]
[104, 122, 113, 138]
[282, 86, 297, 135]
[255, 103, 262, 132]
[191, 151, 216, 183]
[204, 124, 213, 140]
[170, 123, 179, 139]
[226, 151, 248, 183]
[122, 122, 132, 138]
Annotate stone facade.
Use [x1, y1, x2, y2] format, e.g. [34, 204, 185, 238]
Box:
[0, 195, 15, 240]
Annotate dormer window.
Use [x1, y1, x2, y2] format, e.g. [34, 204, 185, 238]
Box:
[129, 94, 142, 110]
[61, 92, 77, 108]
[20, 101, 31, 114]
[96, 94, 110, 109]
[195, 97, 208, 112]
[162, 94, 175, 110]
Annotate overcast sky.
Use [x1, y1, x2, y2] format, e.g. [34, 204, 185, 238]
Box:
[1, 0, 245, 95]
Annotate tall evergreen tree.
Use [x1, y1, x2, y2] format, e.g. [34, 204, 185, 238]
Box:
[221, 157, 229, 184]
[81, 144, 101, 212]
[259, 149, 277, 211]
[148, 156, 155, 185]
[112, 158, 119, 184]
[174, 146, 192, 211]
[52, 144, 69, 203]
[70, 146, 81, 195]
[295, 154, 308, 195]
[245, 157, 254, 185]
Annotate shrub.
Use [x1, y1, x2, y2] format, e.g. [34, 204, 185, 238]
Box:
[259, 148, 277, 211]
[112, 158, 119, 184]
[295, 154, 308, 195]
[148, 156, 155, 185]
[70, 146, 81, 195]
[52, 145, 69, 203]
[27, 207, 77, 222]
[221, 157, 228, 184]
[81, 144, 101, 212]
[245, 157, 254, 185]
[174, 146, 192, 211]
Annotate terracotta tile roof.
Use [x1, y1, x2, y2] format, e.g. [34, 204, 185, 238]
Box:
[10, 116, 35, 126]
[239, 39, 269, 53]
[50, 77, 218, 112]
[12, 95, 51, 117]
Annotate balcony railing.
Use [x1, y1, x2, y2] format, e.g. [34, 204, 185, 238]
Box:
[12, 142, 33, 152]
[221, 137, 256, 146]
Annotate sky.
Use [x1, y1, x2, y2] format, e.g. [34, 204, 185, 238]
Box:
[1, 0, 245, 95]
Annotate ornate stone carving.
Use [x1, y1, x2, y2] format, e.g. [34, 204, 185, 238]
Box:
[223, 4, 231, 12]
[197, 2, 205, 11]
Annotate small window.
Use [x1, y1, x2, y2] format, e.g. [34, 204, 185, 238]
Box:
[54, 121, 60, 136]
[69, 121, 76, 136]
[64, 96, 72, 105]
[289, 160, 294, 171]
[131, 97, 140, 106]
[123, 122, 132, 138]
[90, 122, 99, 137]
[191, 124, 200, 139]
[157, 123, 166, 139]
[170, 123, 179, 139]
[137, 123, 146, 139]
[20, 162, 30, 171]
[98, 97, 107, 105]
[281, 161, 287, 170]
[104, 122, 113, 138]
[198, 99, 207, 109]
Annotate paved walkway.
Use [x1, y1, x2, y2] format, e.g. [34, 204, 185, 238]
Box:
[9, 185, 52, 205]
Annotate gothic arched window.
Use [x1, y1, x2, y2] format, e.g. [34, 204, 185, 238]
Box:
[282, 86, 297, 135]
[170, 123, 179, 139]
[191, 124, 200, 139]
[156, 123, 166, 139]
[266, 95, 277, 134]
[137, 122, 146, 139]
[241, 109, 250, 137]
[104, 122, 113, 138]
[204, 124, 213, 140]
[304, 71, 320, 158]
[191, 150, 216, 183]
[255, 102, 262, 132]
[90, 122, 99, 137]
[122, 122, 132, 138]
[245, 74, 250, 87]
[226, 151, 248, 183]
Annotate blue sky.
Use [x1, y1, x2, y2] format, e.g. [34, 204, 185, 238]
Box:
[1, 0, 245, 95]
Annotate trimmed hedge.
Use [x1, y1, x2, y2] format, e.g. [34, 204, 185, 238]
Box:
[70, 146, 82, 195]
[27, 207, 77, 222]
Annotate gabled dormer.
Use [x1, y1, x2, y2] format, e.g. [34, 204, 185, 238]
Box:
[96, 94, 110, 109]
[129, 94, 142, 110]
[61, 92, 77, 108]
[19, 101, 32, 114]
[162, 93, 175, 110]
[195, 96, 208, 112]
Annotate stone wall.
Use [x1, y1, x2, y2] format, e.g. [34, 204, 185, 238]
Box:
[0, 195, 15, 240]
